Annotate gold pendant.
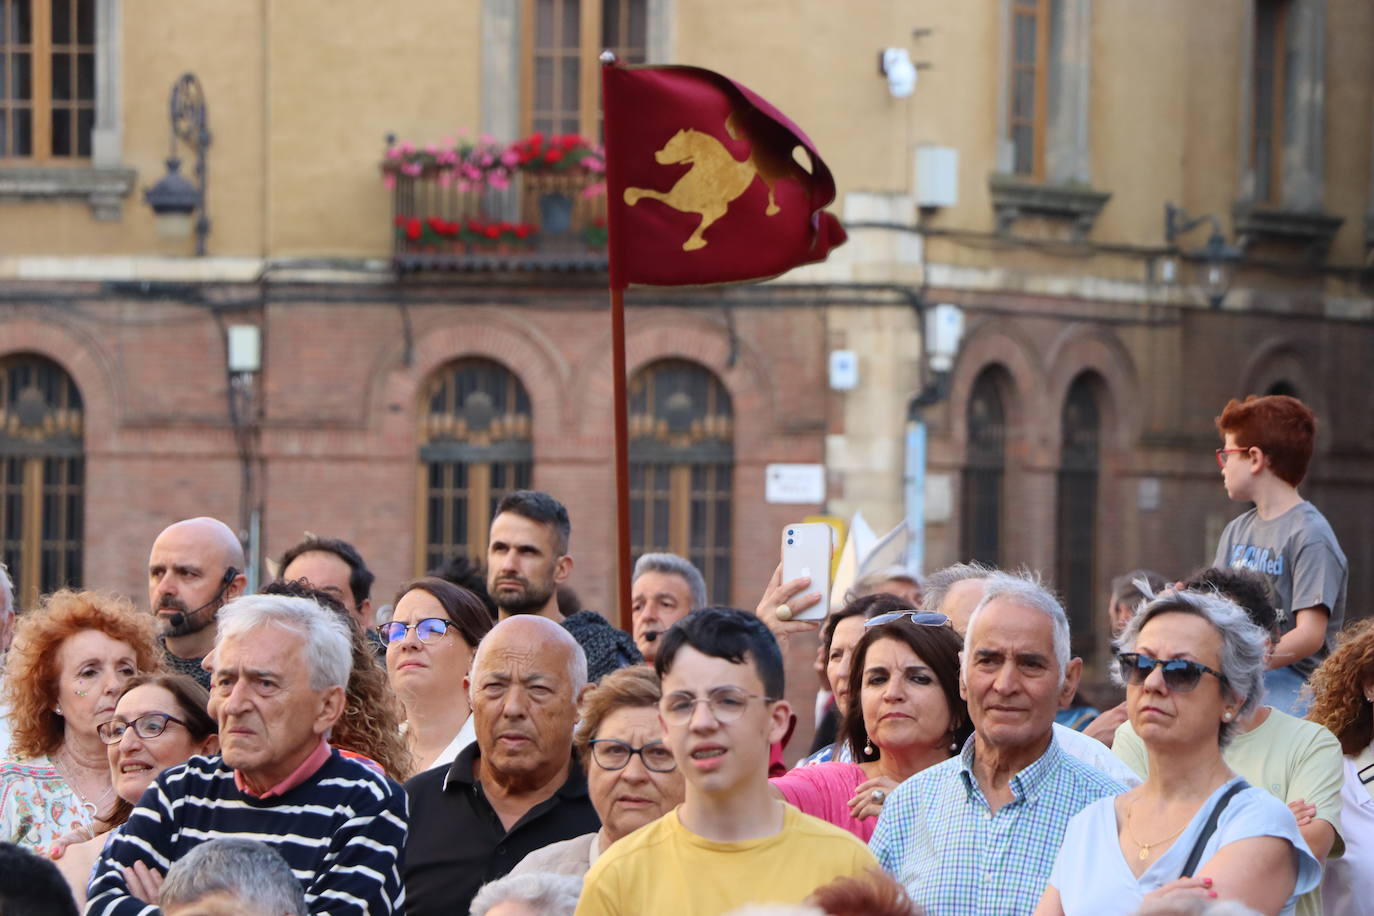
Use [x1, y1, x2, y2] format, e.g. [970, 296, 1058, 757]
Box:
[1138, 846, 1149, 861]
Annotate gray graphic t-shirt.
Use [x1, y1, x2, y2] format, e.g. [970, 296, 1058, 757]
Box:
[1214, 501, 1347, 679]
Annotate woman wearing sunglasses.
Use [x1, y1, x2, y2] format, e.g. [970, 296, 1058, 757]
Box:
[511, 665, 685, 877]
[769, 612, 970, 841]
[382, 577, 493, 774]
[53, 673, 217, 908]
[1036, 590, 1320, 916]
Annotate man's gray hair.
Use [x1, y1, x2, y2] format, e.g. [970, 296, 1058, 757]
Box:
[1115, 589, 1267, 747]
[632, 552, 707, 610]
[159, 838, 307, 915]
[216, 594, 352, 691]
[963, 571, 1072, 683]
[921, 561, 994, 612]
[470, 871, 582, 916]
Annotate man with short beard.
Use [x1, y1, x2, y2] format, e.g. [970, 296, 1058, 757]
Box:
[486, 490, 639, 681]
[147, 517, 247, 688]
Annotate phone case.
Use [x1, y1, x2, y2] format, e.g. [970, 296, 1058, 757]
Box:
[781, 523, 832, 622]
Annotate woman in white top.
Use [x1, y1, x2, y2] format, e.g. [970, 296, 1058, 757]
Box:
[1306, 617, 1374, 916]
[1036, 589, 1320, 916]
[381, 577, 492, 773]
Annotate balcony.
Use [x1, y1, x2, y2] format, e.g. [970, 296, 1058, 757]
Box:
[383, 133, 608, 274]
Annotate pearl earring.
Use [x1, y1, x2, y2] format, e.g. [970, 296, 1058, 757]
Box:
[54, 705, 63, 716]
[863, 740, 874, 756]
[1222, 712, 1233, 722]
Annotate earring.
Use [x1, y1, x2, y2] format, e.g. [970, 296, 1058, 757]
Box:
[863, 740, 874, 756]
[1222, 711, 1233, 722]
[950, 739, 960, 752]
[54, 705, 63, 716]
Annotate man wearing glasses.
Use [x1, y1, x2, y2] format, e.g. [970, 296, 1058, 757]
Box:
[403, 614, 599, 916]
[576, 608, 877, 916]
[1213, 394, 1347, 716]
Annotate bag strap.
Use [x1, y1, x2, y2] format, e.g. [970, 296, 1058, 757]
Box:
[1180, 781, 1249, 878]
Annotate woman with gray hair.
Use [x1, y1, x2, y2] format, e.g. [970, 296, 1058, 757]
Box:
[469, 871, 581, 916]
[1035, 590, 1320, 916]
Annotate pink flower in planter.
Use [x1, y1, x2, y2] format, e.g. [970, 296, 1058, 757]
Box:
[500, 150, 519, 167]
[385, 147, 401, 160]
[581, 182, 606, 199]
[438, 173, 452, 188]
[456, 180, 472, 192]
[382, 174, 396, 190]
[399, 141, 415, 154]
[489, 173, 509, 191]
[582, 156, 605, 173]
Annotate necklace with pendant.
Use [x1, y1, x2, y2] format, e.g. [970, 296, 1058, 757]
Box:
[55, 750, 115, 814]
[1125, 797, 1187, 861]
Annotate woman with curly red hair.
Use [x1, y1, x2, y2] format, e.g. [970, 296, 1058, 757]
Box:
[1307, 618, 1374, 916]
[0, 590, 162, 849]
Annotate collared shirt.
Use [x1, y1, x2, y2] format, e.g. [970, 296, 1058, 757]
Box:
[402, 741, 600, 916]
[870, 733, 1124, 916]
[234, 737, 331, 799]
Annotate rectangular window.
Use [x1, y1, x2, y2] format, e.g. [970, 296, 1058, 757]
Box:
[1251, 0, 1288, 203]
[0, 0, 94, 162]
[524, 0, 647, 141]
[1008, 0, 1049, 178]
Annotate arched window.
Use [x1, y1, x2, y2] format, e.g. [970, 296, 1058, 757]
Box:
[1055, 372, 1101, 659]
[961, 367, 1009, 567]
[629, 360, 733, 604]
[0, 354, 84, 609]
[417, 359, 533, 573]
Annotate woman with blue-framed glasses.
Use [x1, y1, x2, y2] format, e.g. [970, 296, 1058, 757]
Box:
[381, 577, 493, 773]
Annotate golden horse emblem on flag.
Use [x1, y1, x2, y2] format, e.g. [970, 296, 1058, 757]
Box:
[623, 113, 809, 251]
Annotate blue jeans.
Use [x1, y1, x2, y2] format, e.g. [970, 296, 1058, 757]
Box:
[1264, 665, 1311, 716]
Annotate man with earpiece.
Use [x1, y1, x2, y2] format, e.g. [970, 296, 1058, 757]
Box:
[146, 516, 248, 688]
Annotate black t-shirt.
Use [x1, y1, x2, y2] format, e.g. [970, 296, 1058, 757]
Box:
[402, 742, 600, 916]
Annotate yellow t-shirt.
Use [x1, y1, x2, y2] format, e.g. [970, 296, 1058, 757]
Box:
[574, 804, 879, 916]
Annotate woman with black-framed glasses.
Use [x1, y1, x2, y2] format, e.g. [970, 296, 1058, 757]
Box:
[52, 673, 217, 908]
[509, 665, 684, 879]
[383, 578, 493, 774]
[1035, 590, 1320, 916]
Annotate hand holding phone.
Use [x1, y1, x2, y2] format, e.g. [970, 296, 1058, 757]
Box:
[780, 523, 832, 622]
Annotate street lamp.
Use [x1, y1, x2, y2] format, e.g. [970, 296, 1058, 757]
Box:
[145, 74, 211, 255]
[1164, 203, 1243, 309]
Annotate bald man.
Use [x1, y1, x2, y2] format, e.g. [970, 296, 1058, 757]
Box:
[147, 517, 247, 687]
[403, 616, 599, 916]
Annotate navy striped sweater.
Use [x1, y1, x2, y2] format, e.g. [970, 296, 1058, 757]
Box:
[86, 749, 407, 915]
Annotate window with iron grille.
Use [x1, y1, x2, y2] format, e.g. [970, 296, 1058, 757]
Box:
[961, 367, 1008, 568]
[1008, 0, 1049, 179]
[417, 359, 533, 575]
[0, 353, 83, 609]
[0, 0, 96, 161]
[1055, 373, 1101, 660]
[629, 360, 732, 605]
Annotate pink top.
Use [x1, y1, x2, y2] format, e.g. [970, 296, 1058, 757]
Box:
[234, 738, 332, 799]
[769, 761, 873, 841]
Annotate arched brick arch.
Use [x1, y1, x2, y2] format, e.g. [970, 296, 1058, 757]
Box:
[946, 318, 1046, 458]
[566, 310, 776, 456]
[0, 315, 121, 447]
[1044, 324, 1142, 455]
[366, 308, 572, 458]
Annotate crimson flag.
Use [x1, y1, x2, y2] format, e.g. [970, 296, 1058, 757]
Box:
[601, 61, 847, 289]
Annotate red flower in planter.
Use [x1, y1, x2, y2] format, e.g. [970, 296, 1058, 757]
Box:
[483, 225, 501, 240]
[514, 224, 533, 240]
[545, 148, 564, 164]
[405, 218, 422, 241]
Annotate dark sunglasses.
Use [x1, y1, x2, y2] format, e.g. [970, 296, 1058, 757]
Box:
[865, 611, 950, 629]
[377, 617, 455, 646]
[1116, 652, 1227, 692]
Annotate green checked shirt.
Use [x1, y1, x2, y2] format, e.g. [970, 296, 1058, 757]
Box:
[870, 734, 1124, 916]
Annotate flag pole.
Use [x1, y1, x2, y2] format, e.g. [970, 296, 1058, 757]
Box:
[601, 51, 634, 634]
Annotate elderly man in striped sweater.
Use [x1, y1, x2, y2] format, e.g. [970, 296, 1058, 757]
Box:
[86, 595, 408, 915]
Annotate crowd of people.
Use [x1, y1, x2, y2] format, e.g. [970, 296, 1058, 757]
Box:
[0, 392, 1367, 916]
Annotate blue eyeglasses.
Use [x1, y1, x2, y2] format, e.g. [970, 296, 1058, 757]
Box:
[377, 618, 455, 646]
[865, 611, 950, 629]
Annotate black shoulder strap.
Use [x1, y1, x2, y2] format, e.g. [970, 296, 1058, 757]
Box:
[1180, 781, 1249, 878]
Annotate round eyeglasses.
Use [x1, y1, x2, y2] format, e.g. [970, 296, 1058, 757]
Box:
[660, 687, 777, 726]
[1116, 652, 1227, 693]
[97, 712, 188, 745]
[865, 611, 951, 629]
[377, 617, 454, 646]
[589, 739, 678, 773]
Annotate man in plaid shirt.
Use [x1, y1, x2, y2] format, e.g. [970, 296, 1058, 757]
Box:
[871, 572, 1124, 915]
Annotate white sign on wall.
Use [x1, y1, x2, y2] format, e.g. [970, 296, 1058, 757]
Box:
[765, 464, 826, 505]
